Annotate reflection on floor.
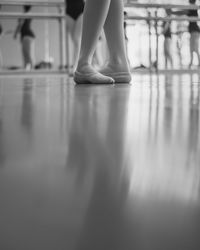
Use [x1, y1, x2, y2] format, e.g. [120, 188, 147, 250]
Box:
[0, 73, 199, 250]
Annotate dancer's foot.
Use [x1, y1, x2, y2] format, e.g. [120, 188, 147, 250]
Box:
[99, 63, 132, 83]
[74, 64, 114, 85]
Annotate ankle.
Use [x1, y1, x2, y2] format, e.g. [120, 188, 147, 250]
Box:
[77, 60, 89, 68]
[105, 60, 130, 72]
[77, 55, 93, 68]
[76, 62, 98, 75]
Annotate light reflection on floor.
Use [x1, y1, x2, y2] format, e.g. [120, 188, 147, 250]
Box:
[125, 74, 200, 203]
[0, 73, 199, 250]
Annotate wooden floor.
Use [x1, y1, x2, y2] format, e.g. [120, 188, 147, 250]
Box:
[0, 73, 200, 250]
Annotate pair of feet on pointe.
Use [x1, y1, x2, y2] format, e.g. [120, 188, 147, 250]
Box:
[74, 63, 132, 85]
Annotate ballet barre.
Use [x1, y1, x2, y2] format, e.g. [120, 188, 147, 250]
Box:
[125, 2, 200, 10]
[0, 13, 65, 19]
[124, 3, 200, 73]
[0, 1, 65, 8]
[124, 16, 200, 22]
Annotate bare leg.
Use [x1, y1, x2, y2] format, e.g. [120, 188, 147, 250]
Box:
[0, 48, 3, 69]
[195, 33, 200, 66]
[189, 51, 193, 68]
[189, 34, 194, 67]
[22, 37, 34, 70]
[167, 39, 173, 69]
[165, 57, 167, 69]
[78, 0, 111, 66]
[164, 39, 168, 69]
[72, 15, 83, 70]
[75, 0, 130, 84]
[169, 55, 173, 69]
[74, 0, 114, 84]
[197, 52, 200, 66]
[103, 0, 129, 71]
[99, 0, 131, 82]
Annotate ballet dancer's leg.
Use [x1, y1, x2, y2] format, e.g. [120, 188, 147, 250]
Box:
[100, 0, 131, 82]
[72, 15, 83, 70]
[74, 0, 114, 84]
[193, 32, 200, 66]
[66, 14, 83, 71]
[78, 0, 111, 65]
[189, 33, 194, 67]
[165, 38, 173, 69]
[66, 15, 75, 69]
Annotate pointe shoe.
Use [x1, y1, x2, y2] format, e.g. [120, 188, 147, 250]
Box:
[74, 70, 114, 85]
[99, 67, 132, 84]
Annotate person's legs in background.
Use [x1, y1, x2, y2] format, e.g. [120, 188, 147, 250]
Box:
[190, 32, 195, 67]
[0, 46, 3, 69]
[164, 38, 173, 69]
[66, 15, 75, 69]
[193, 32, 200, 66]
[189, 32, 200, 67]
[22, 36, 34, 70]
[176, 35, 183, 68]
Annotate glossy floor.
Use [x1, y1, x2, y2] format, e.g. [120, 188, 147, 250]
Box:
[0, 73, 200, 250]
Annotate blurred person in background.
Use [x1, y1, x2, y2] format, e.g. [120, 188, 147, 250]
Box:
[124, 11, 130, 65]
[162, 9, 173, 69]
[14, 5, 35, 70]
[187, 0, 200, 67]
[172, 0, 200, 68]
[175, 20, 187, 67]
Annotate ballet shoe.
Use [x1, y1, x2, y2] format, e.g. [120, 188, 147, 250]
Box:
[74, 69, 114, 85]
[102, 72, 132, 83]
[99, 66, 132, 84]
